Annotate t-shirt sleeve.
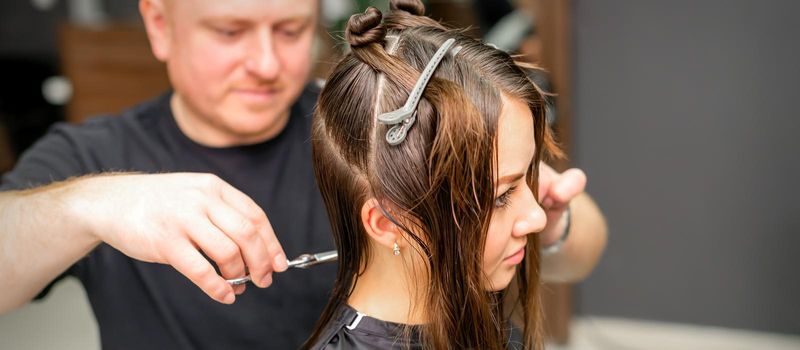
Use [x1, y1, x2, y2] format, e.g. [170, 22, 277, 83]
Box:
[1, 123, 90, 191]
[1, 123, 93, 300]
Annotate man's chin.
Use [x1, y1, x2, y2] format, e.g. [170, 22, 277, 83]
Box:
[222, 118, 290, 144]
[218, 95, 294, 143]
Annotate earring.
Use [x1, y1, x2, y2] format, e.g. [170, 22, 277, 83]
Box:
[392, 242, 400, 256]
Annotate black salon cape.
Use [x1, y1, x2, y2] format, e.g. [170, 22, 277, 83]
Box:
[311, 304, 526, 349]
[0, 85, 336, 349]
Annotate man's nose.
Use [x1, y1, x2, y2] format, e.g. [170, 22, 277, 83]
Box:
[512, 187, 547, 237]
[245, 30, 281, 81]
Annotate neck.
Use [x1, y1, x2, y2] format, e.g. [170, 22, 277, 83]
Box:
[170, 93, 289, 147]
[347, 246, 428, 325]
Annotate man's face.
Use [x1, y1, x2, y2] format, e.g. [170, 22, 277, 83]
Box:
[149, 0, 318, 146]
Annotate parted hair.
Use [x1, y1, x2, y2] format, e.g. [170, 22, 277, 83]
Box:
[305, 0, 561, 348]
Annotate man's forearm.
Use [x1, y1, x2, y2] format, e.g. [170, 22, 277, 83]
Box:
[541, 192, 608, 283]
[0, 179, 100, 313]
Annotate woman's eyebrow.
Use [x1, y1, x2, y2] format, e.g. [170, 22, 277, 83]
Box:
[497, 173, 524, 186]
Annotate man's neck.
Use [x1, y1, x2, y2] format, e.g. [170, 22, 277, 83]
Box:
[347, 248, 428, 325]
[170, 93, 289, 147]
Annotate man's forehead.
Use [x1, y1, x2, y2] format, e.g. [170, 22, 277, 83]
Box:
[172, 0, 318, 21]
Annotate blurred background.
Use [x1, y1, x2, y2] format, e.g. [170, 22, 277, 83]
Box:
[1, 0, 799, 349]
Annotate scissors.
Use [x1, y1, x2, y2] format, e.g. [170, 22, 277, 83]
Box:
[226, 250, 338, 286]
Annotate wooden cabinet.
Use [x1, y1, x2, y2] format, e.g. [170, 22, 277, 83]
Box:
[59, 23, 171, 123]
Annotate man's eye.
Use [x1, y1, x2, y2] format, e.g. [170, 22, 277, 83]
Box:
[276, 21, 310, 39]
[215, 28, 242, 37]
[277, 28, 302, 38]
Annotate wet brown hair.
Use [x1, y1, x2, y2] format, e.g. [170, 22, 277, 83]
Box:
[305, 0, 561, 348]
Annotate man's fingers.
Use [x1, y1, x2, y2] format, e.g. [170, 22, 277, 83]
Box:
[265, 229, 288, 273]
[207, 202, 275, 288]
[166, 240, 235, 304]
[185, 221, 246, 283]
[538, 165, 586, 210]
[537, 163, 557, 207]
[537, 162, 557, 192]
[539, 162, 557, 176]
[551, 168, 587, 204]
[217, 183, 266, 224]
[218, 184, 287, 273]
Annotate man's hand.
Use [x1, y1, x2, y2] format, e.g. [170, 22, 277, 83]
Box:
[537, 163, 587, 246]
[70, 173, 288, 304]
[535, 163, 607, 282]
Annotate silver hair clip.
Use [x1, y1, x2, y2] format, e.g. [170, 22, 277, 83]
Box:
[377, 38, 461, 145]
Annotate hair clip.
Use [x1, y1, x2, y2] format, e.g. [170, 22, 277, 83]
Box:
[377, 38, 461, 145]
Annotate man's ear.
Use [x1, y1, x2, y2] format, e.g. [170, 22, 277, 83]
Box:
[140, 0, 171, 62]
[360, 198, 402, 251]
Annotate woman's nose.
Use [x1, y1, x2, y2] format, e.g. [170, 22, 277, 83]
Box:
[512, 188, 547, 237]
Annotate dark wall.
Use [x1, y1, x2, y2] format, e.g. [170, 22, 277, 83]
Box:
[573, 0, 800, 334]
[0, 1, 141, 160]
[0, 0, 64, 62]
[0, 0, 140, 61]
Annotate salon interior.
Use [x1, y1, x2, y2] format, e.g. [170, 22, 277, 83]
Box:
[1, 0, 798, 349]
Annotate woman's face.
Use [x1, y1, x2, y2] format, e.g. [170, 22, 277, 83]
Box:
[482, 94, 547, 291]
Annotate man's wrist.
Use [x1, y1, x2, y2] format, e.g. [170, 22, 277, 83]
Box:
[50, 176, 104, 245]
[542, 205, 571, 255]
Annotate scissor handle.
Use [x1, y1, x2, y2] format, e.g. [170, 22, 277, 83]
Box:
[287, 254, 315, 268]
[227, 275, 251, 286]
[287, 250, 338, 268]
[226, 250, 338, 285]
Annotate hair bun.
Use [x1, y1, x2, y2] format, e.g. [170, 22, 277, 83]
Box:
[390, 0, 426, 16]
[345, 7, 386, 47]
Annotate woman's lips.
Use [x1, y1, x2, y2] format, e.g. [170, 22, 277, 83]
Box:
[504, 247, 525, 265]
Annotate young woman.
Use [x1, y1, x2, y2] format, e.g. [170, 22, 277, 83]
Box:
[305, 1, 562, 348]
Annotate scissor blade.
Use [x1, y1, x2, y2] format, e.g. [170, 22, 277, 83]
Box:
[311, 250, 338, 263]
[291, 250, 338, 269]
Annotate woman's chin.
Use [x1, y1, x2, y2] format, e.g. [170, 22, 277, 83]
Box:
[485, 268, 517, 292]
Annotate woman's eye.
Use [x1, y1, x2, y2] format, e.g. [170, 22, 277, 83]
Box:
[494, 185, 517, 209]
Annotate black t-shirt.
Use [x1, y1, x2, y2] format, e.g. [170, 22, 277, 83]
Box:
[0, 85, 336, 349]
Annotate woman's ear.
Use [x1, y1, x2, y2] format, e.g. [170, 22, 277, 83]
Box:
[360, 198, 402, 251]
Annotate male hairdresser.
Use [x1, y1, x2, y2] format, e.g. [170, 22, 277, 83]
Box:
[0, 0, 606, 348]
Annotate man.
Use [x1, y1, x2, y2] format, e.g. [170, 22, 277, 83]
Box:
[0, 0, 606, 348]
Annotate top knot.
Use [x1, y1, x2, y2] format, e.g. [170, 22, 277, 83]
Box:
[345, 7, 386, 47]
[390, 0, 426, 16]
[384, 0, 445, 31]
